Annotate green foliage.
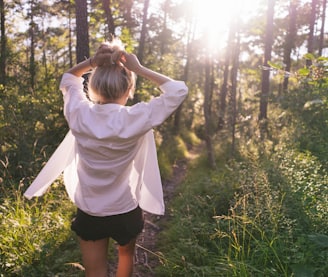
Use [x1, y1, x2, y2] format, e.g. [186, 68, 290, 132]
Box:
[157, 134, 189, 180]
[0, 184, 84, 276]
[278, 55, 328, 163]
[180, 128, 202, 148]
[0, 77, 67, 184]
[155, 56, 328, 276]
[156, 142, 328, 276]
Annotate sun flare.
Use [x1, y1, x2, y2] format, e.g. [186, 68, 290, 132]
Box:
[190, 0, 261, 52]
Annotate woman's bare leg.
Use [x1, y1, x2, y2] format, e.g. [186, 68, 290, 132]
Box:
[116, 238, 137, 277]
[79, 237, 109, 277]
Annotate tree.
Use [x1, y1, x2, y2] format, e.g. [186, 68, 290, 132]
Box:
[173, 1, 196, 133]
[259, 0, 275, 120]
[307, 0, 318, 66]
[101, 0, 116, 37]
[229, 24, 240, 156]
[28, 0, 37, 91]
[0, 0, 6, 85]
[218, 17, 237, 131]
[204, 53, 216, 168]
[133, 0, 150, 103]
[137, 0, 150, 66]
[318, 0, 327, 56]
[283, 0, 298, 92]
[75, 0, 90, 63]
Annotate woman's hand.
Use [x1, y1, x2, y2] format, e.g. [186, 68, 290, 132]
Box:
[120, 53, 143, 73]
[121, 52, 172, 86]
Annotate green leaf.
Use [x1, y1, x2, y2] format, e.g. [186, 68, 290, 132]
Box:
[267, 60, 283, 69]
[303, 53, 316, 60]
[298, 68, 310, 76]
[317, 56, 328, 62]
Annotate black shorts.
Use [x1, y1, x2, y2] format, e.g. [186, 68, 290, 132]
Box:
[71, 206, 144, 246]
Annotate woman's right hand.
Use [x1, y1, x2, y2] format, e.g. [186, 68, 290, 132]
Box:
[120, 53, 143, 74]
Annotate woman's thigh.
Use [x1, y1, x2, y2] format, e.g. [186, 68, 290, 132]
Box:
[79, 237, 109, 276]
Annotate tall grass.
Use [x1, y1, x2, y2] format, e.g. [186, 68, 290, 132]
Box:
[155, 140, 328, 277]
[0, 181, 85, 276]
[155, 62, 328, 276]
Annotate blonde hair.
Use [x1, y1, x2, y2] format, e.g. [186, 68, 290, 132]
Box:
[88, 39, 135, 103]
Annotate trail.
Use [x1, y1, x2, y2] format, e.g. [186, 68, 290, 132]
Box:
[106, 146, 200, 277]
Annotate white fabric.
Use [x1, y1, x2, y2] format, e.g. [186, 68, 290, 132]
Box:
[24, 131, 75, 198]
[24, 73, 188, 216]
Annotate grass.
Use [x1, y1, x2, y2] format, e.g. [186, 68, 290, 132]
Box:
[0, 181, 85, 276]
[154, 138, 328, 277]
[1, 130, 327, 276]
[1, 94, 328, 276]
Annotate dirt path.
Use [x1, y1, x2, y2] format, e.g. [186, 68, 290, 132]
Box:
[106, 160, 187, 277]
[133, 159, 188, 277]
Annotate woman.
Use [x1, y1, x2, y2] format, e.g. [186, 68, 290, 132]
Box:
[58, 39, 188, 277]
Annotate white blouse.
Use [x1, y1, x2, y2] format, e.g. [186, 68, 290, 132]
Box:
[24, 73, 188, 216]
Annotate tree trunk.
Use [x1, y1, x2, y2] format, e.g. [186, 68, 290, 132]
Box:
[259, 0, 275, 120]
[318, 0, 326, 56]
[75, 0, 90, 63]
[230, 33, 240, 157]
[122, 0, 134, 27]
[102, 0, 116, 37]
[307, 0, 318, 66]
[29, 0, 36, 92]
[173, 12, 195, 133]
[137, 0, 149, 65]
[204, 55, 216, 169]
[283, 0, 297, 92]
[173, 54, 188, 133]
[0, 0, 6, 85]
[68, 1, 73, 68]
[160, 0, 170, 55]
[133, 0, 150, 104]
[218, 19, 236, 131]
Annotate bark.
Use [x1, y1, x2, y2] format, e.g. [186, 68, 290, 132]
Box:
[29, 0, 36, 91]
[173, 52, 188, 133]
[68, 1, 73, 68]
[307, 0, 318, 66]
[230, 33, 240, 157]
[218, 20, 235, 131]
[137, 0, 150, 65]
[204, 55, 216, 169]
[133, 0, 150, 104]
[283, 0, 297, 92]
[160, 0, 170, 55]
[173, 11, 195, 133]
[122, 0, 134, 27]
[75, 0, 90, 63]
[259, 0, 275, 120]
[102, 0, 115, 37]
[0, 0, 6, 85]
[318, 0, 327, 56]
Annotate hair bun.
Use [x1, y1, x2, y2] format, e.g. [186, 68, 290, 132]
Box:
[99, 38, 125, 67]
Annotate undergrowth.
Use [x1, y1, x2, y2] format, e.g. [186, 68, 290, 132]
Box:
[155, 141, 328, 276]
[0, 182, 85, 276]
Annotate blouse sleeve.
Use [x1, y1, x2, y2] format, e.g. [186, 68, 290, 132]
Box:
[59, 72, 188, 139]
[147, 80, 188, 127]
